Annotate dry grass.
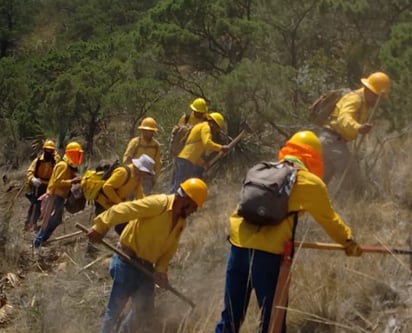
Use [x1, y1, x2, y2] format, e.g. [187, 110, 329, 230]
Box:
[1, 129, 412, 332]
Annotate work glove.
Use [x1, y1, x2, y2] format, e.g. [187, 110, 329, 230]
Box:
[31, 177, 42, 187]
[344, 239, 363, 257]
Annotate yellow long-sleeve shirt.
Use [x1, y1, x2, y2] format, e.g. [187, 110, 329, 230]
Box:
[46, 161, 77, 198]
[178, 122, 222, 166]
[123, 136, 161, 180]
[229, 169, 353, 254]
[26, 153, 61, 185]
[93, 194, 185, 273]
[177, 111, 208, 127]
[325, 88, 367, 141]
[95, 164, 144, 209]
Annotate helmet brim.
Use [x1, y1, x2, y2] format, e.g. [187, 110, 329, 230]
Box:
[361, 78, 389, 96]
[138, 126, 158, 132]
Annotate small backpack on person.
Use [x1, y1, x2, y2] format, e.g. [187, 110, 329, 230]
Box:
[80, 160, 131, 201]
[65, 183, 86, 214]
[309, 88, 351, 126]
[169, 113, 192, 157]
[237, 162, 298, 226]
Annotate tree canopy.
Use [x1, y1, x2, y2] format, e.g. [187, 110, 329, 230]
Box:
[1, 0, 411, 167]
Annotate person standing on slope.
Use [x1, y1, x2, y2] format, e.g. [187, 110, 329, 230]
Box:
[214, 131, 362, 333]
[87, 178, 208, 333]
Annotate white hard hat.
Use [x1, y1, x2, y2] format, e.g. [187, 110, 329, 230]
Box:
[132, 154, 155, 175]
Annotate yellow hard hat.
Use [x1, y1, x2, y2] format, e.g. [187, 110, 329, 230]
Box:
[361, 72, 390, 96]
[208, 112, 225, 129]
[190, 98, 208, 113]
[279, 131, 323, 179]
[180, 178, 208, 208]
[65, 141, 84, 166]
[289, 131, 322, 153]
[138, 117, 158, 132]
[66, 141, 83, 152]
[43, 140, 56, 150]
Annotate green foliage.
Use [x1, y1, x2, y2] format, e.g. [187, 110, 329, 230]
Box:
[138, 0, 260, 75]
[212, 59, 296, 137]
[48, 0, 155, 42]
[0, 0, 39, 56]
[381, 21, 412, 128]
[381, 22, 412, 78]
[0, 57, 31, 144]
[0, 0, 411, 168]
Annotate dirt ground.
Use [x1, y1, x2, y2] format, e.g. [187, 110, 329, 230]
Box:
[2, 164, 412, 333]
[0, 178, 232, 333]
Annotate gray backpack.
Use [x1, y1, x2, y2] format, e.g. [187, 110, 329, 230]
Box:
[237, 162, 297, 226]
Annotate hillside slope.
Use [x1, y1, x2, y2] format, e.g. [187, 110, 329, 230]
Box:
[1, 133, 412, 332]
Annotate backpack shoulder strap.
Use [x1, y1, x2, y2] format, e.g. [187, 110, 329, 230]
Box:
[123, 165, 131, 184]
[184, 112, 190, 125]
[98, 164, 131, 199]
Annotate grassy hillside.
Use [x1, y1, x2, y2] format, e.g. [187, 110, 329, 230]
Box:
[0, 127, 412, 333]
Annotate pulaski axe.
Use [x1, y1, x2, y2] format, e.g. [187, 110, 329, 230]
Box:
[206, 121, 253, 170]
[75, 223, 195, 309]
[295, 240, 412, 270]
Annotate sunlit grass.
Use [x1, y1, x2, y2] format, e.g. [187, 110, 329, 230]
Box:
[1, 128, 412, 332]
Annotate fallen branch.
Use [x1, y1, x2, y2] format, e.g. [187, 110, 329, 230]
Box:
[78, 253, 111, 273]
[46, 231, 83, 243]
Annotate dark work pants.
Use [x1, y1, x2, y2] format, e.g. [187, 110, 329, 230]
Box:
[214, 245, 286, 333]
[101, 254, 154, 333]
[25, 184, 47, 228]
[169, 157, 200, 193]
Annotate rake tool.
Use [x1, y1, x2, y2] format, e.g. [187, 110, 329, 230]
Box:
[75, 223, 195, 309]
[205, 121, 253, 171]
[295, 241, 412, 269]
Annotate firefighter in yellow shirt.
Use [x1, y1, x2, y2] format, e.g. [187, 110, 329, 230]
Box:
[87, 178, 208, 333]
[123, 117, 161, 195]
[33, 142, 83, 248]
[319, 72, 390, 185]
[24, 140, 60, 231]
[170, 112, 229, 193]
[95, 154, 155, 235]
[177, 97, 209, 127]
[214, 131, 362, 333]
